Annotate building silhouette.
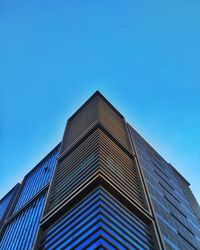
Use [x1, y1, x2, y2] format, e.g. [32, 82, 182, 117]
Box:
[0, 91, 200, 250]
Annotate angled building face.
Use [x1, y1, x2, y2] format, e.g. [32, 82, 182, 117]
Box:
[0, 145, 60, 250]
[128, 127, 200, 250]
[0, 91, 200, 250]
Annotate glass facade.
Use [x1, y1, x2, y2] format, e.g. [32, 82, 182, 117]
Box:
[0, 193, 46, 250]
[12, 146, 60, 214]
[128, 125, 200, 250]
[0, 187, 17, 221]
[0, 144, 60, 250]
[0, 184, 19, 230]
[0, 92, 199, 250]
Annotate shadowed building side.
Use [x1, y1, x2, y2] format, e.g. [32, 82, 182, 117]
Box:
[34, 91, 163, 250]
[0, 91, 199, 250]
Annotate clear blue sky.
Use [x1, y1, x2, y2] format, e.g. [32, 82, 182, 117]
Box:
[1, 0, 200, 203]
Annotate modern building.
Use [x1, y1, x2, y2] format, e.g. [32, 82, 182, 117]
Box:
[0, 91, 200, 250]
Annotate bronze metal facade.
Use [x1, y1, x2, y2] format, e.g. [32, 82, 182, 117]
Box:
[0, 91, 199, 250]
[35, 91, 163, 249]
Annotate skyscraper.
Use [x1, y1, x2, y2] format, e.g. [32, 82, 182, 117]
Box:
[0, 91, 199, 250]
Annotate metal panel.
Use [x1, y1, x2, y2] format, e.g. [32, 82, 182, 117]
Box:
[0, 192, 14, 221]
[40, 188, 154, 250]
[98, 96, 129, 149]
[12, 145, 60, 214]
[0, 192, 47, 250]
[61, 95, 99, 152]
[128, 125, 200, 250]
[46, 128, 144, 214]
[173, 167, 200, 225]
[60, 92, 130, 153]
[0, 184, 19, 225]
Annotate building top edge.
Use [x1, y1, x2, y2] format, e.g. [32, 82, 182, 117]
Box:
[0, 183, 20, 202]
[127, 123, 190, 186]
[170, 164, 190, 186]
[0, 143, 61, 201]
[23, 142, 61, 179]
[68, 91, 124, 122]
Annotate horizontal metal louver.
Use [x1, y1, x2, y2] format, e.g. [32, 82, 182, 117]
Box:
[60, 93, 130, 153]
[98, 97, 129, 149]
[99, 130, 144, 206]
[40, 188, 154, 250]
[46, 128, 144, 214]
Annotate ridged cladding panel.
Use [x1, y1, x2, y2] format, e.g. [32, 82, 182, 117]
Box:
[40, 188, 154, 250]
[98, 97, 130, 149]
[0, 192, 47, 250]
[61, 96, 98, 153]
[46, 129, 144, 214]
[0, 186, 18, 221]
[12, 145, 60, 215]
[175, 170, 200, 225]
[128, 125, 200, 250]
[60, 95, 130, 153]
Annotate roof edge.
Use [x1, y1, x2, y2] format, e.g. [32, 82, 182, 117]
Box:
[68, 91, 124, 122]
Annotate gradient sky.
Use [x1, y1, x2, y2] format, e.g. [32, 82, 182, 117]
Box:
[1, 0, 200, 203]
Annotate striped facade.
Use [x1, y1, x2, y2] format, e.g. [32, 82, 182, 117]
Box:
[35, 92, 162, 250]
[0, 192, 47, 250]
[0, 184, 20, 231]
[12, 146, 60, 215]
[128, 126, 200, 250]
[0, 144, 60, 250]
[0, 91, 199, 250]
[46, 128, 144, 213]
[0, 185, 18, 221]
[40, 188, 154, 250]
